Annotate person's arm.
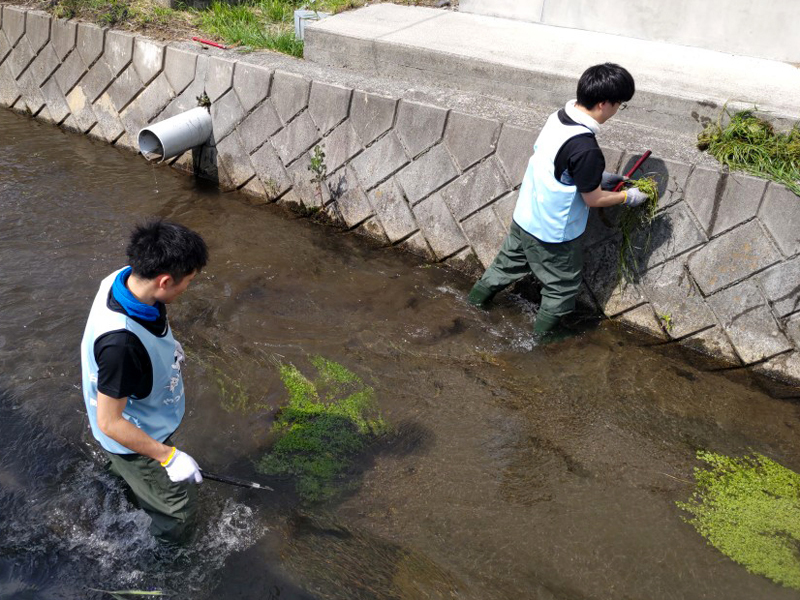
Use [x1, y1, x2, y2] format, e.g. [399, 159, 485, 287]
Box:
[96, 392, 174, 463]
[581, 186, 627, 208]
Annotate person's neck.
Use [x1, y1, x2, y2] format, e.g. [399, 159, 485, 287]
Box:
[575, 102, 602, 123]
[126, 273, 158, 306]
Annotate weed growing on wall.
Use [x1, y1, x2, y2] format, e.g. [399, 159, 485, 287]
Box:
[698, 109, 800, 196]
[618, 176, 659, 282]
[677, 450, 800, 590]
[258, 356, 387, 502]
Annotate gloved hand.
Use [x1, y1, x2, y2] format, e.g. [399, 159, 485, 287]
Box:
[601, 171, 628, 191]
[622, 187, 649, 207]
[162, 447, 203, 483]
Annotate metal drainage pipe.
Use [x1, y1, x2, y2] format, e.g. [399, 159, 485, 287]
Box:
[137, 107, 212, 163]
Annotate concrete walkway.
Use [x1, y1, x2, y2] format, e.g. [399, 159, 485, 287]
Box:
[305, 5, 800, 136]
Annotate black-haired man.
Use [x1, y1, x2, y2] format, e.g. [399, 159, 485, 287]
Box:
[81, 220, 208, 541]
[468, 63, 647, 334]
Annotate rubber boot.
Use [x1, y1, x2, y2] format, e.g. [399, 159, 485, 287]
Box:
[467, 281, 495, 308]
[533, 310, 560, 334]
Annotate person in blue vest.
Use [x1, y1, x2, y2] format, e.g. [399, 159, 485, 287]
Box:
[467, 63, 648, 335]
[81, 220, 208, 542]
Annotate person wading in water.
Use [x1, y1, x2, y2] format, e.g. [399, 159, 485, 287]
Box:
[81, 219, 208, 542]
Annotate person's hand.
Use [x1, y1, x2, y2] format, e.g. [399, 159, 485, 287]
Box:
[162, 448, 203, 483]
[601, 171, 628, 191]
[622, 188, 649, 207]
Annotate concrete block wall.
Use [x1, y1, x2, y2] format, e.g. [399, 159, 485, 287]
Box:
[2, 6, 800, 384]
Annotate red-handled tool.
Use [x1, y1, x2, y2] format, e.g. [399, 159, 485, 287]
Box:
[192, 37, 227, 50]
[613, 149, 652, 192]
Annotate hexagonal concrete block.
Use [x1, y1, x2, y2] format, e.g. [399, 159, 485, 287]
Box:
[204, 55, 234, 102]
[308, 80, 351, 136]
[0, 61, 22, 108]
[440, 156, 510, 221]
[350, 132, 408, 191]
[1, 6, 26, 46]
[80, 59, 114, 104]
[582, 234, 647, 317]
[250, 141, 291, 200]
[495, 124, 535, 186]
[40, 77, 70, 124]
[641, 257, 717, 339]
[51, 17, 76, 61]
[685, 169, 766, 237]
[119, 73, 174, 137]
[492, 191, 516, 230]
[233, 61, 271, 112]
[461, 207, 506, 269]
[16, 70, 46, 115]
[620, 154, 692, 209]
[327, 166, 372, 226]
[708, 279, 791, 364]
[687, 220, 781, 295]
[289, 152, 331, 208]
[54, 50, 86, 96]
[322, 120, 362, 174]
[65, 84, 97, 132]
[412, 192, 467, 260]
[25, 11, 51, 53]
[615, 303, 669, 341]
[8, 37, 35, 79]
[443, 111, 500, 171]
[627, 202, 707, 271]
[368, 178, 417, 243]
[238, 99, 282, 154]
[395, 100, 447, 159]
[106, 64, 143, 113]
[270, 70, 310, 124]
[133, 38, 164, 86]
[759, 183, 800, 258]
[210, 89, 246, 142]
[92, 92, 125, 142]
[164, 47, 196, 96]
[28, 44, 59, 87]
[398, 231, 435, 260]
[758, 255, 800, 317]
[216, 130, 256, 189]
[0, 30, 10, 64]
[104, 30, 134, 76]
[349, 90, 395, 146]
[272, 110, 320, 166]
[76, 22, 105, 67]
[395, 143, 458, 204]
[680, 326, 741, 365]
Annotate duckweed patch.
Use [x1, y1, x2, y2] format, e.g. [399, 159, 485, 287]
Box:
[698, 109, 800, 196]
[677, 450, 800, 590]
[258, 356, 387, 502]
[618, 176, 659, 282]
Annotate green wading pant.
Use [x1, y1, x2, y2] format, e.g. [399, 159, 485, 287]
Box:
[104, 442, 198, 543]
[469, 221, 583, 332]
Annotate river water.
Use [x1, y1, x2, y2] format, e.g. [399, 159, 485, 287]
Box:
[1, 108, 798, 600]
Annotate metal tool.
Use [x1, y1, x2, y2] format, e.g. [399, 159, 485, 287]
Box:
[201, 470, 274, 491]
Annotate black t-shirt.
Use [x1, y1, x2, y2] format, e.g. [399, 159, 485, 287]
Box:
[94, 288, 168, 400]
[552, 109, 605, 193]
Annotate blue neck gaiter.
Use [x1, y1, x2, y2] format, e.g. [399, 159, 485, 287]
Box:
[112, 267, 161, 322]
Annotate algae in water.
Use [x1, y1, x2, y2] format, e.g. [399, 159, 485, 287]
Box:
[677, 450, 800, 590]
[257, 356, 387, 502]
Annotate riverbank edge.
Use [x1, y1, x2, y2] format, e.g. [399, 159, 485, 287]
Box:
[2, 4, 800, 390]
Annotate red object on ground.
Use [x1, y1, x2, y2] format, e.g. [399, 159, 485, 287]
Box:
[192, 37, 227, 49]
[613, 149, 652, 191]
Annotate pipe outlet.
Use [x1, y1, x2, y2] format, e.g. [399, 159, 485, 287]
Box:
[138, 107, 213, 163]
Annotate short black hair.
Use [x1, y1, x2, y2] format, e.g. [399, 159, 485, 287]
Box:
[576, 63, 635, 109]
[126, 219, 208, 281]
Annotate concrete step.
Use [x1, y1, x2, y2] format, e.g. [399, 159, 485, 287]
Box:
[304, 4, 800, 138]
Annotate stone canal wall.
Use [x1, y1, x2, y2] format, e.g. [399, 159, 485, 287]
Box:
[2, 5, 800, 384]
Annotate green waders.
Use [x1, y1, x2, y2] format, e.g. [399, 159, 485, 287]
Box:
[105, 443, 198, 543]
[468, 221, 583, 333]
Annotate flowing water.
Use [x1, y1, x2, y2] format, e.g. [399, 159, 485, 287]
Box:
[1, 108, 798, 600]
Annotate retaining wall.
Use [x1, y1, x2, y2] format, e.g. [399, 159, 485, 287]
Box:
[2, 5, 800, 385]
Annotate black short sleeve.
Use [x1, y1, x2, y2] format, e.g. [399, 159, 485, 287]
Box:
[554, 134, 606, 193]
[94, 330, 153, 400]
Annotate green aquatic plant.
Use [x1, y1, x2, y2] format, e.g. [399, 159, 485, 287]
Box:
[258, 356, 387, 502]
[89, 589, 163, 599]
[677, 450, 800, 590]
[698, 108, 800, 196]
[618, 176, 659, 282]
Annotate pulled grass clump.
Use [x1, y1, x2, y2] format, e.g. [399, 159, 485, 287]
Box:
[698, 108, 800, 196]
[257, 356, 387, 502]
[618, 176, 659, 282]
[677, 450, 800, 590]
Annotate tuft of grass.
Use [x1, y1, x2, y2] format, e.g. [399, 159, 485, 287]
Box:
[618, 176, 659, 282]
[698, 108, 800, 196]
[257, 356, 387, 502]
[677, 451, 800, 590]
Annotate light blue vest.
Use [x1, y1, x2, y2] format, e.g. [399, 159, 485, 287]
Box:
[512, 111, 594, 243]
[80, 268, 185, 454]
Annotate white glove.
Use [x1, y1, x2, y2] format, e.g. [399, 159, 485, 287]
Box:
[623, 188, 649, 207]
[162, 448, 203, 484]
